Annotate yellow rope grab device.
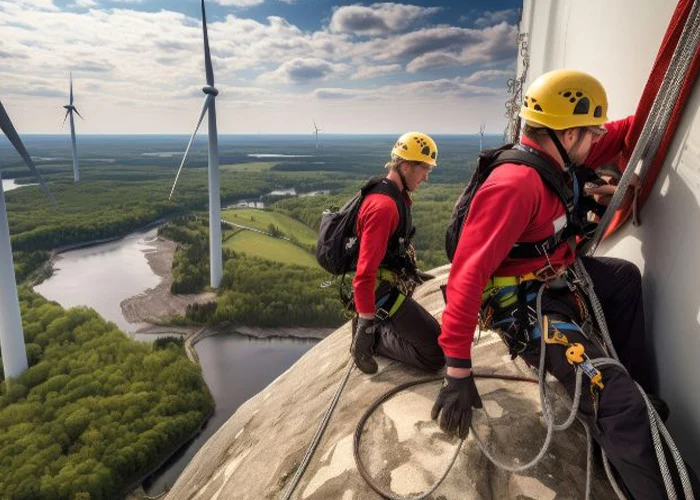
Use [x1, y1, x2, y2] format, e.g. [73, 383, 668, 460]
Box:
[542, 315, 605, 391]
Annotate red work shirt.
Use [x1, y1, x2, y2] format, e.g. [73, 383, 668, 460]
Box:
[439, 117, 633, 366]
[353, 186, 412, 314]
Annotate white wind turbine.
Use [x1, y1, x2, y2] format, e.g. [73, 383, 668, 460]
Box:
[169, 0, 223, 289]
[479, 123, 486, 151]
[0, 99, 55, 380]
[63, 72, 83, 183]
[312, 119, 322, 151]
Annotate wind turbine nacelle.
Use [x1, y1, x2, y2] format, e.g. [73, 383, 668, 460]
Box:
[63, 105, 75, 111]
[203, 86, 219, 96]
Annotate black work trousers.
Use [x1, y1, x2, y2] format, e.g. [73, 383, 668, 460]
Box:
[519, 257, 664, 500]
[372, 283, 445, 373]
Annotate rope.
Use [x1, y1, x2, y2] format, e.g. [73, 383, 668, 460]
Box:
[353, 373, 540, 500]
[585, 0, 700, 255]
[352, 259, 695, 500]
[279, 359, 355, 500]
[575, 259, 695, 500]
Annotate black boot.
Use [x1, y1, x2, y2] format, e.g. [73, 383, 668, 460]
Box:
[352, 317, 378, 374]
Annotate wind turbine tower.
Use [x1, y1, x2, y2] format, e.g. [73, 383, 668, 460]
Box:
[170, 0, 223, 289]
[0, 99, 55, 380]
[63, 73, 83, 183]
[313, 119, 322, 151]
[479, 123, 486, 151]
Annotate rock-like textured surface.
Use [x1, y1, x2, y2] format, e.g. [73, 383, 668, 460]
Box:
[166, 265, 616, 499]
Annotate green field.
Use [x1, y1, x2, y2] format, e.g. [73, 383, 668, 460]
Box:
[221, 208, 318, 247]
[220, 162, 277, 172]
[223, 230, 318, 267]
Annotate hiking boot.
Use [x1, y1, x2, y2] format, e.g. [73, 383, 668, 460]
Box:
[352, 317, 378, 374]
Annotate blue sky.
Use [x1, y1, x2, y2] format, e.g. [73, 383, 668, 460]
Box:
[1, 0, 523, 134]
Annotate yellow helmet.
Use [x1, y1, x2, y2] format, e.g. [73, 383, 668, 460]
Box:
[391, 132, 438, 167]
[519, 69, 609, 130]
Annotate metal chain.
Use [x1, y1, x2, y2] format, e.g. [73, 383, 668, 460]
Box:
[504, 32, 530, 143]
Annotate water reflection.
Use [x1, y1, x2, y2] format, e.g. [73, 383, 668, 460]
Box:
[2, 178, 37, 192]
[34, 228, 160, 331]
[142, 333, 317, 494]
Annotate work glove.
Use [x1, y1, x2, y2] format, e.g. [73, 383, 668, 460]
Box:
[431, 374, 483, 439]
[351, 317, 378, 374]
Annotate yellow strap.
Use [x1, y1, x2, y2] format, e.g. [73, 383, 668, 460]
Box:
[387, 293, 405, 317]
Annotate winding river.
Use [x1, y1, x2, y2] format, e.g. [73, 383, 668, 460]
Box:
[32, 227, 319, 494]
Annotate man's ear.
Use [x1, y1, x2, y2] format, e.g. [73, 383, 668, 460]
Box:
[561, 128, 581, 148]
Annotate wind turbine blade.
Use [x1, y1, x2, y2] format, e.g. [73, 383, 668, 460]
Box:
[63, 109, 70, 126]
[70, 72, 74, 106]
[201, 0, 215, 87]
[0, 100, 56, 204]
[74, 108, 84, 120]
[169, 95, 211, 200]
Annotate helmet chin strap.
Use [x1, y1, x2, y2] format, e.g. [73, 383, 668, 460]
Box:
[546, 128, 573, 171]
[397, 166, 410, 191]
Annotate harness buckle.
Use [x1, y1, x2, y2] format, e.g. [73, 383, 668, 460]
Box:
[375, 308, 390, 321]
[533, 262, 567, 282]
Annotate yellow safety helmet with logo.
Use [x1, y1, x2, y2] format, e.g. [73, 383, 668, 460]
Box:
[391, 132, 438, 167]
[519, 69, 609, 130]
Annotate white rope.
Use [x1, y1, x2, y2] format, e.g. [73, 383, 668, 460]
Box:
[586, 0, 700, 255]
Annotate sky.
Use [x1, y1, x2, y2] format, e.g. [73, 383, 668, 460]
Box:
[0, 0, 523, 134]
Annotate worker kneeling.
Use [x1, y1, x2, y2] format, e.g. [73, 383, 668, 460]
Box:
[349, 132, 445, 375]
[434, 69, 680, 499]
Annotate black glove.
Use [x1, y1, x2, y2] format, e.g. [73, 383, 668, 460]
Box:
[431, 375, 483, 439]
[351, 316, 378, 374]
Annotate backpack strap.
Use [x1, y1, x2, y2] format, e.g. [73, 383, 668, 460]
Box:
[486, 147, 581, 259]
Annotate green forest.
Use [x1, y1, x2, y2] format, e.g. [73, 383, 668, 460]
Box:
[0, 290, 213, 500]
[160, 216, 347, 327]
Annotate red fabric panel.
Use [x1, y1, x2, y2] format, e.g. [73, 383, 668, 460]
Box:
[606, 0, 700, 237]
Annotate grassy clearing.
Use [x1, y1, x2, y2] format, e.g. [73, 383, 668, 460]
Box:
[221, 208, 318, 247]
[220, 162, 277, 172]
[223, 230, 318, 267]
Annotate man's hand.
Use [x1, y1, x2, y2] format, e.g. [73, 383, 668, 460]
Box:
[352, 316, 378, 374]
[431, 374, 482, 439]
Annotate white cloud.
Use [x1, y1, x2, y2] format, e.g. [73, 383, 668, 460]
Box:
[464, 69, 513, 83]
[212, 0, 264, 7]
[71, 0, 98, 7]
[1, 0, 59, 12]
[0, 1, 516, 133]
[350, 64, 401, 80]
[330, 3, 440, 35]
[403, 22, 517, 72]
[259, 58, 348, 84]
[474, 8, 519, 28]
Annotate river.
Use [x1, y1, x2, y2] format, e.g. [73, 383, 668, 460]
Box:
[32, 226, 319, 495]
[2, 178, 37, 192]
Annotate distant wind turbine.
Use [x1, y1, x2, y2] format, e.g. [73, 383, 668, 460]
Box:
[479, 123, 486, 151]
[62, 72, 83, 183]
[312, 119, 322, 151]
[0, 99, 55, 381]
[169, 0, 223, 289]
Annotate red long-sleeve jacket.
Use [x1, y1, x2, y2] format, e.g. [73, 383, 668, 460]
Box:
[439, 117, 633, 367]
[353, 186, 412, 314]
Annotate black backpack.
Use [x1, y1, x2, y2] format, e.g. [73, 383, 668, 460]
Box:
[316, 176, 409, 275]
[445, 144, 580, 262]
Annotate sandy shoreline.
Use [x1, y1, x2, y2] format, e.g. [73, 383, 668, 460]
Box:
[120, 237, 217, 325]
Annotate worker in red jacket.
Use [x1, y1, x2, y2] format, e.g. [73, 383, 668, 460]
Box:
[351, 132, 444, 375]
[433, 69, 672, 499]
